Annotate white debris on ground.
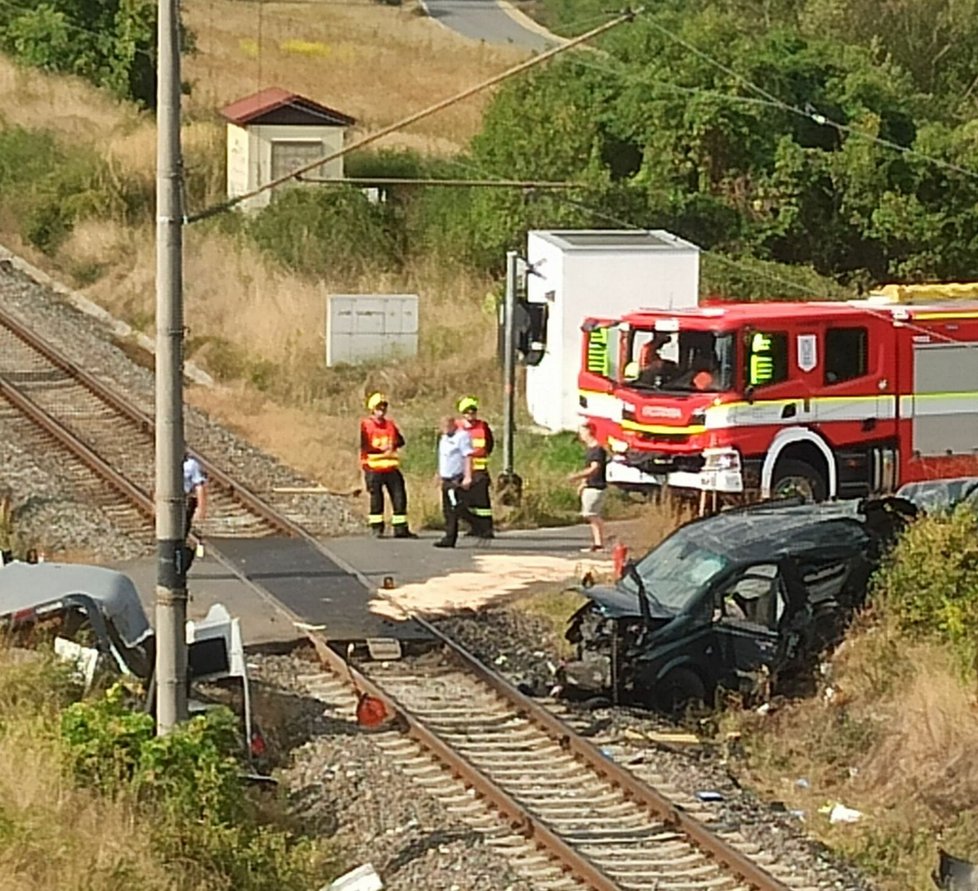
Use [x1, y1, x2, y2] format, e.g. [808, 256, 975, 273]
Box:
[367, 552, 607, 619]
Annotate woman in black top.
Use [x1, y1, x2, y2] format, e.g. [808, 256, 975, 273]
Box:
[567, 421, 607, 552]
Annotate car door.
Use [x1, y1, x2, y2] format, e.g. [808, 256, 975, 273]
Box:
[711, 563, 786, 690]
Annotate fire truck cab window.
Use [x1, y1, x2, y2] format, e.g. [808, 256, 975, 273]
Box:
[746, 331, 788, 387]
[627, 329, 734, 392]
[825, 327, 868, 384]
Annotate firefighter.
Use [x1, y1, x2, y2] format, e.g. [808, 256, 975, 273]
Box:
[636, 332, 677, 387]
[360, 393, 416, 539]
[457, 396, 494, 539]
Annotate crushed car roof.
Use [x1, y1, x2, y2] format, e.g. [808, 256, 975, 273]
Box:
[897, 477, 978, 514]
[0, 562, 151, 648]
[677, 500, 873, 565]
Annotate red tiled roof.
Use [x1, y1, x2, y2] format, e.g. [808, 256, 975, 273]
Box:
[220, 87, 356, 127]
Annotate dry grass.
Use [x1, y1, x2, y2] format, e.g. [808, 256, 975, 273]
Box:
[0, 653, 174, 891]
[0, 0, 540, 528]
[183, 0, 528, 151]
[722, 618, 978, 888]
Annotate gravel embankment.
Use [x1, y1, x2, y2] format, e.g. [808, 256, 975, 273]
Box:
[435, 607, 875, 891]
[0, 261, 361, 558]
[0, 428, 150, 560]
[251, 653, 534, 891]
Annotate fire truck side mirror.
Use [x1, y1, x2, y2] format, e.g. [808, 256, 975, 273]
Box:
[744, 384, 756, 405]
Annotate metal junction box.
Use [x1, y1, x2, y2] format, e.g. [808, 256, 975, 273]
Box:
[326, 294, 419, 367]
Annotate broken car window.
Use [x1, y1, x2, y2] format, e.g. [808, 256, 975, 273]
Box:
[621, 531, 730, 611]
[714, 564, 785, 629]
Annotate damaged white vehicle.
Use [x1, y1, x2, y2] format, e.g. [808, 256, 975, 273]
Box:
[0, 562, 258, 756]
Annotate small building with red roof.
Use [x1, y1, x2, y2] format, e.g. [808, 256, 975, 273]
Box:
[219, 87, 357, 211]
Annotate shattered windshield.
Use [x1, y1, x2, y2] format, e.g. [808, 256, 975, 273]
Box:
[619, 530, 731, 612]
[623, 328, 736, 393]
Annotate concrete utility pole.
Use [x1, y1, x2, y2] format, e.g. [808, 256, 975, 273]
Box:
[501, 250, 518, 478]
[155, 0, 188, 733]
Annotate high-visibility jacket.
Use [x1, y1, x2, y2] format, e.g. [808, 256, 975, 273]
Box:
[360, 417, 404, 472]
[458, 418, 494, 472]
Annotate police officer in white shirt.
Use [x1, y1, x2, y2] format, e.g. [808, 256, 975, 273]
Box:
[434, 415, 475, 549]
[183, 452, 208, 539]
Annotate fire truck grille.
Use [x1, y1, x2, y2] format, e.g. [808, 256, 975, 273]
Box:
[628, 451, 705, 475]
[633, 431, 690, 445]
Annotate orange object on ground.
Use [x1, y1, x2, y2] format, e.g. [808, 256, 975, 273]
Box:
[613, 542, 629, 579]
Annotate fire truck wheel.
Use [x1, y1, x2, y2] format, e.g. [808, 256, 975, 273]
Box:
[653, 667, 707, 715]
[771, 458, 827, 502]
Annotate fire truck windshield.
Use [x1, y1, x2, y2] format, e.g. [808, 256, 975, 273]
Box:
[624, 328, 735, 393]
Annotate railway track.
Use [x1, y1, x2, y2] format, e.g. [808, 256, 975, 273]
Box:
[307, 635, 808, 891]
[0, 299, 820, 890]
[0, 303, 305, 541]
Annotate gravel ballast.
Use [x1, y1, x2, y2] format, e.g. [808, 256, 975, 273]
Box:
[0, 260, 361, 559]
[435, 606, 875, 891]
[251, 653, 534, 891]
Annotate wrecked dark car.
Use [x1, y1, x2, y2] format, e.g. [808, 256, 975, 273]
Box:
[897, 476, 978, 516]
[562, 498, 914, 713]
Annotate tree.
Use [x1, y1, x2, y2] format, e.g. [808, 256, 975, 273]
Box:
[0, 0, 188, 108]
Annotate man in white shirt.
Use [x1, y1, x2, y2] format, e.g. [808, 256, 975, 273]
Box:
[434, 415, 475, 549]
[183, 452, 208, 540]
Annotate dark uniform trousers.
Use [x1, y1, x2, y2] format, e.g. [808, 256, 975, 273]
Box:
[441, 476, 477, 546]
[467, 471, 494, 535]
[185, 495, 199, 540]
[365, 469, 410, 535]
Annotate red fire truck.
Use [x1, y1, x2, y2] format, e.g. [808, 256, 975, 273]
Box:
[578, 296, 978, 501]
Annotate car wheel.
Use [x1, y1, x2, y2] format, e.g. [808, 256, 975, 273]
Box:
[772, 458, 827, 502]
[654, 667, 707, 715]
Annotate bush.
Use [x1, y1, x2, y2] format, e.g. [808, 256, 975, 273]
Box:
[873, 508, 978, 672]
[248, 187, 402, 277]
[60, 685, 334, 891]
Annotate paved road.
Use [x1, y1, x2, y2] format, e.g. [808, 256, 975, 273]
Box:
[117, 523, 611, 647]
[422, 0, 560, 50]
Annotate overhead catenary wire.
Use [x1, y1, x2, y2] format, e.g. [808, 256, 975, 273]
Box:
[440, 151, 838, 298]
[640, 17, 978, 183]
[296, 175, 582, 188]
[185, 8, 638, 222]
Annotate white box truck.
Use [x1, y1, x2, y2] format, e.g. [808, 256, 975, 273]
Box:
[524, 230, 700, 432]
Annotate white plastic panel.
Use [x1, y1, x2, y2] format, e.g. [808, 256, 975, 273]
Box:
[326, 294, 419, 366]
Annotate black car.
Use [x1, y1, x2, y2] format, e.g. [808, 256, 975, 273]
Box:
[561, 498, 913, 712]
[896, 476, 978, 515]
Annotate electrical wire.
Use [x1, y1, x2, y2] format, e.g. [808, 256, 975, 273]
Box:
[186, 8, 636, 221]
[440, 152, 839, 298]
[640, 17, 978, 183]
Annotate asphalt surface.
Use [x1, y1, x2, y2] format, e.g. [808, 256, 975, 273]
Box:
[422, 0, 560, 50]
[118, 524, 603, 647]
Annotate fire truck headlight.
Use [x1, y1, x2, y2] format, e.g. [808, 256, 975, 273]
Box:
[704, 448, 741, 471]
[607, 436, 628, 455]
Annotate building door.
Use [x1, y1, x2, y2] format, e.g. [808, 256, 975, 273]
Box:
[269, 140, 324, 186]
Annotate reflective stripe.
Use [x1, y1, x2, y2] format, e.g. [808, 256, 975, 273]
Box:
[470, 507, 493, 517]
[579, 389, 621, 422]
[914, 311, 978, 320]
[391, 514, 407, 525]
[900, 392, 978, 415]
[368, 514, 383, 524]
[586, 328, 609, 375]
[366, 455, 399, 470]
[472, 457, 488, 470]
[621, 418, 706, 436]
[471, 436, 486, 447]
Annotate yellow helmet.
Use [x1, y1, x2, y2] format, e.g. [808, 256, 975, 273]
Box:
[457, 395, 479, 413]
[366, 392, 388, 410]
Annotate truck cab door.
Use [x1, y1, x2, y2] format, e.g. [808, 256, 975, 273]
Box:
[578, 320, 621, 441]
